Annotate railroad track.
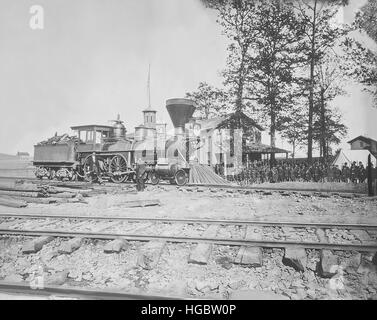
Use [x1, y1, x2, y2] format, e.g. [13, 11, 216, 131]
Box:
[0, 213, 376, 252]
[0, 281, 184, 300]
[0, 176, 368, 196]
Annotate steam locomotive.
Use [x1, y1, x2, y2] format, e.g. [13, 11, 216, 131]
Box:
[32, 99, 197, 186]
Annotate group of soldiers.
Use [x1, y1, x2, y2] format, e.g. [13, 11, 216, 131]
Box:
[222, 160, 375, 185]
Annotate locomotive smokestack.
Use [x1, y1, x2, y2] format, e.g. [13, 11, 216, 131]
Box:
[166, 98, 196, 136]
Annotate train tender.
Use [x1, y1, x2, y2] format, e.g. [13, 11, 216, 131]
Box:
[33, 116, 136, 183]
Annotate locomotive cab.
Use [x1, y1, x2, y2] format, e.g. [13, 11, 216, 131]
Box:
[70, 118, 135, 183]
[71, 125, 113, 153]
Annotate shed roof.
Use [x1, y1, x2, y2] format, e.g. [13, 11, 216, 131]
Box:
[347, 135, 377, 144]
[70, 125, 113, 131]
[196, 111, 264, 132]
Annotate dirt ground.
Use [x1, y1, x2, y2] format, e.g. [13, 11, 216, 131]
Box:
[1, 184, 376, 225]
[0, 183, 376, 300]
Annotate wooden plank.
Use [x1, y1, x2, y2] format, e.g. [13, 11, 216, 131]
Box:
[0, 190, 42, 198]
[0, 185, 41, 192]
[0, 197, 28, 208]
[51, 192, 76, 199]
[8, 196, 57, 204]
[119, 199, 161, 208]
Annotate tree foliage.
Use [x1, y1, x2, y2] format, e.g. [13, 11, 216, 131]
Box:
[194, 0, 351, 159]
[312, 53, 348, 157]
[345, 0, 377, 101]
[290, 0, 350, 161]
[243, 0, 305, 158]
[358, 0, 377, 42]
[185, 82, 229, 119]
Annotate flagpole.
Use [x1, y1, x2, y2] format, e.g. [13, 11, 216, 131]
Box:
[147, 64, 151, 109]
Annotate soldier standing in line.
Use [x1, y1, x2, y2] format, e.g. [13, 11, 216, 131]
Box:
[350, 161, 357, 183]
[358, 162, 366, 183]
[327, 164, 333, 182]
[306, 163, 311, 181]
[263, 163, 269, 183]
[276, 164, 282, 182]
[334, 165, 341, 182]
[291, 163, 296, 182]
[341, 163, 350, 183]
[313, 163, 318, 182]
[272, 166, 278, 183]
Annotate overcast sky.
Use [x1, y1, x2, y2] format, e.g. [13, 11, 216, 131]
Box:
[0, 0, 376, 156]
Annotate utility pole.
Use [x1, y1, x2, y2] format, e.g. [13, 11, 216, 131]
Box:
[368, 154, 374, 196]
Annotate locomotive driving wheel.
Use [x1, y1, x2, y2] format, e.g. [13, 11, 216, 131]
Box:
[109, 154, 128, 183]
[175, 170, 188, 186]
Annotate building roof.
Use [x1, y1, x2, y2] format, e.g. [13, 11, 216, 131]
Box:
[217, 111, 264, 131]
[70, 125, 113, 131]
[196, 116, 225, 131]
[143, 106, 157, 113]
[244, 143, 290, 154]
[17, 152, 30, 156]
[347, 135, 377, 144]
[195, 112, 264, 132]
[0, 153, 17, 160]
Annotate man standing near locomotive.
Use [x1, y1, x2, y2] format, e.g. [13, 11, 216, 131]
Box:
[91, 152, 103, 184]
[135, 158, 148, 191]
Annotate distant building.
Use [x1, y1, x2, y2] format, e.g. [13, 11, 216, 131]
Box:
[183, 111, 289, 173]
[347, 136, 377, 157]
[16, 152, 30, 160]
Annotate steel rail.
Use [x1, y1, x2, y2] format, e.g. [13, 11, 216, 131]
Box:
[0, 228, 376, 252]
[154, 183, 367, 196]
[0, 281, 186, 300]
[0, 213, 376, 230]
[0, 176, 367, 195]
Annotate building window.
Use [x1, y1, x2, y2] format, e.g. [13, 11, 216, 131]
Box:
[142, 150, 146, 158]
[174, 149, 178, 157]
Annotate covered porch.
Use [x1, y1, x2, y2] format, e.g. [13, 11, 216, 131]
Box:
[243, 143, 290, 164]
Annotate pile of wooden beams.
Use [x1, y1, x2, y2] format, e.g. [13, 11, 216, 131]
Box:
[189, 164, 230, 185]
[0, 182, 103, 208]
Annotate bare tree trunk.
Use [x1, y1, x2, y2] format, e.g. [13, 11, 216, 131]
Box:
[292, 140, 296, 159]
[270, 107, 276, 163]
[320, 88, 326, 159]
[236, 47, 247, 113]
[307, 0, 318, 163]
[205, 105, 209, 120]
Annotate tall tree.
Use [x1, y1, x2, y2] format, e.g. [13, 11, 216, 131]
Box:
[312, 107, 348, 156]
[313, 53, 348, 158]
[201, 0, 258, 115]
[185, 82, 229, 119]
[345, 0, 377, 101]
[244, 0, 305, 161]
[280, 104, 307, 158]
[358, 0, 377, 41]
[291, 0, 349, 162]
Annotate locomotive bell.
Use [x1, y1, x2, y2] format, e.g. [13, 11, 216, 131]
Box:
[112, 114, 126, 140]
